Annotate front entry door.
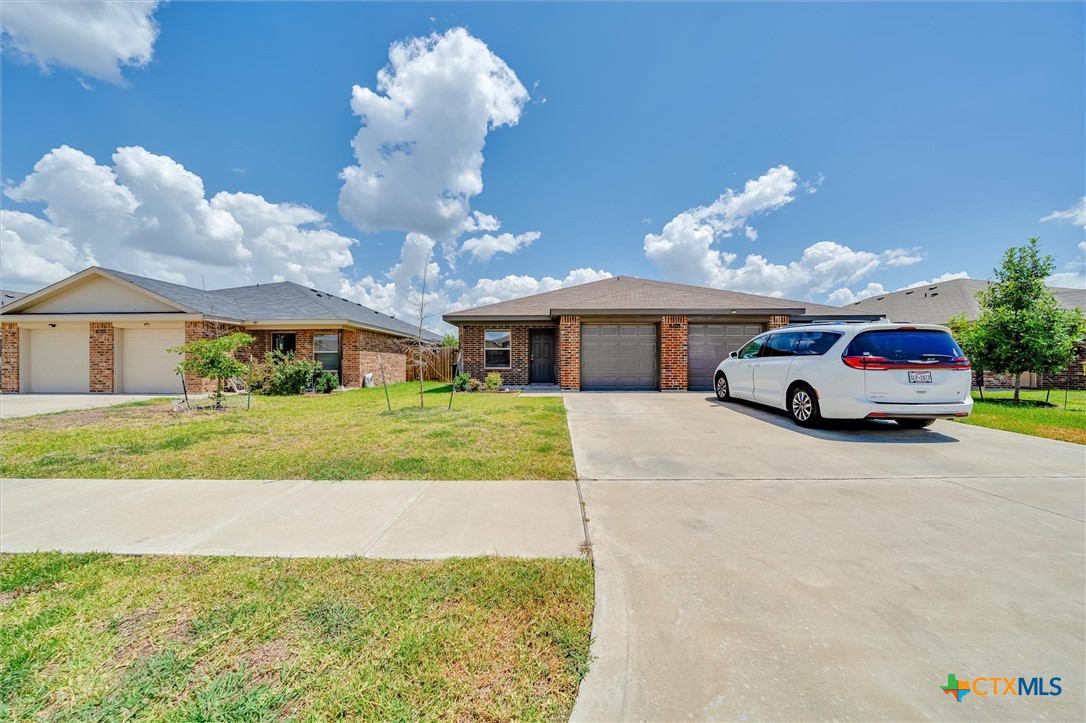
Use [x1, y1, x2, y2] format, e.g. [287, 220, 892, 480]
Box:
[530, 330, 556, 383]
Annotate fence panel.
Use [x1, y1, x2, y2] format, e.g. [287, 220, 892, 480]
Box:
[406, 347, 459, 382]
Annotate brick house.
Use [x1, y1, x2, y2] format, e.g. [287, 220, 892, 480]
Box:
[844, 278, 1086, 390]
[443, 276, 880, 391]
[0, 267, 437, 394]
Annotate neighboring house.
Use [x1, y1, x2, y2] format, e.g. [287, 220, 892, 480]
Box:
[0, 267, 437, 394]
[1, 290, 27, 308]
[844, 278, 1086, 389]
[443, 276, 881, 392]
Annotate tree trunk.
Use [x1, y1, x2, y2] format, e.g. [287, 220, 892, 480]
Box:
[1013, 374, 1021, 403]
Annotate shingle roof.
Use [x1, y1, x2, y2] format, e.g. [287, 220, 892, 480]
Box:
[843, 278, 1086, 324]
[0, 289, 27, 307]
[443, 276, 879, 321]
[101, 268, 436, 340]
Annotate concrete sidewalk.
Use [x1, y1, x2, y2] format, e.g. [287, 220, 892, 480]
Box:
[1, 479, 586, 558]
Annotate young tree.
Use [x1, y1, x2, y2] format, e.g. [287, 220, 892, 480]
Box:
[399, 247, 445, 407]
[170, 332, 254, 406]
[441, 332, 459, 348]
[964, 238, 1085, 402]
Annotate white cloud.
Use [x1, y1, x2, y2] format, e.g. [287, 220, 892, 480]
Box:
[896, 271, 970, 291]
[1, 1, 163, 84]
[644, 166, 923, 299]
[1040, 197, 1086, 227]
[1047, 241, 1086, 289]
[461, 231, 540, 262]
[826, 282, 887, 306]
[338, 28, 530, 244]
[3, 145, 358, 291]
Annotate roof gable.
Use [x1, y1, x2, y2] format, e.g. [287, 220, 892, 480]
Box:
[1, 268, 195, 315]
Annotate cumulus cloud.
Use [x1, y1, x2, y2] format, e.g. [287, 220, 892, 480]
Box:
[1, 0, 163, 84]
[644, 166, 922, 299]
[1047, 241, 1086, 289]
[338, 27, 530, 245]
[461, 231, 540, 262]
[826, 282, 888, 306]
[1040, 197, 1086, 227]
[3, 145, 357, 291]
[896, 271, 970, 290]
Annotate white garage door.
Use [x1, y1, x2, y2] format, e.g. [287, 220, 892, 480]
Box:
[29, 329, 89, 392]
[122, 328, 185, 393]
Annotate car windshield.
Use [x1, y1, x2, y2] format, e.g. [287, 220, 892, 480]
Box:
[844, 329, 964, 362]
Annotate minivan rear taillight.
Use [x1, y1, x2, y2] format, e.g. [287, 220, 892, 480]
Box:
[842, 355, 889, 370]
[842, 355, 971, 370]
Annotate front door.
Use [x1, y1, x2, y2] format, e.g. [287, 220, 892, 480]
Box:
[530, 330, 556, 383]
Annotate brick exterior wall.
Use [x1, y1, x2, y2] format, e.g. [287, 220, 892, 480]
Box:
[1, 322, 19, 393]
[768, 315, 790, 329]
[89, 322, 115, 393]
[182, 320, 247, 393]
[1039, 343, 1086, 391]
[660, 315, 688, 391]
[559, 315, 581, 391]
[459, 323, 559, 386]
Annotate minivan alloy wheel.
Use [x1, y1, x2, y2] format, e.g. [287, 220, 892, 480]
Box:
[791, 390, 813, 420]
[715, 375, 729, 400]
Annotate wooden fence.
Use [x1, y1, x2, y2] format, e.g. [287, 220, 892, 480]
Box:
[406, 347, 459, 382]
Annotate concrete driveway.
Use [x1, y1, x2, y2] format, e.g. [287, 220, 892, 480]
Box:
[0, 393, 172, 419]
[568, 393, 1085, 721]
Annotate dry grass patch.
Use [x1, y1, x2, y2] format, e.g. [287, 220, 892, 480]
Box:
[0, 552, 594, 721]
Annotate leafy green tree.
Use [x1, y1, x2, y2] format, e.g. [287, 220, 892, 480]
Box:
[960, 238, 1085, 402]
[169, 332, 254, 404]
[441, 332, 459, 348]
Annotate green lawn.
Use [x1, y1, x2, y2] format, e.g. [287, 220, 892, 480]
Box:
[0, 382, 575, 480]
[954, 389, 1086, 444]
[0, 553, 594, 722]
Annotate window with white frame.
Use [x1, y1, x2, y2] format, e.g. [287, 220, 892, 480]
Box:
[484, 330, 511, 368]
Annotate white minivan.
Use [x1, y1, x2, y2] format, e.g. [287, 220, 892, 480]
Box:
[712, 322, 973, 428]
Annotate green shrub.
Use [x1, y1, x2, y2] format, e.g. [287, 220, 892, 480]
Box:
[484, 372, 503, 391]
[247, 358, 274, 394]
[264, 351, 323, 395]
[452, 372, 472, 391]
[315, 372, 338, 394]
[468, 378, 484, 392]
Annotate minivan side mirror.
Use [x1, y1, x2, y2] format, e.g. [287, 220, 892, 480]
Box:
[729, 351, 738, 358]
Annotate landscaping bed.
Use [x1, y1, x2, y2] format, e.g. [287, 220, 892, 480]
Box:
[0, 553, 594, 721]
[0, 382, 576, 480]
[954, 389, 1086, 444]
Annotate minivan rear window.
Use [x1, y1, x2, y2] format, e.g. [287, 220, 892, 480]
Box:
[844, 329, 964, 362]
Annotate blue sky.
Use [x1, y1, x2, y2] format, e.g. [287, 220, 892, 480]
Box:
[2, 1, 1084, 321]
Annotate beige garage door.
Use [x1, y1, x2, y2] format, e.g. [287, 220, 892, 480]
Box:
[29, 328, 89, 392]
[122, 328, 184, 393]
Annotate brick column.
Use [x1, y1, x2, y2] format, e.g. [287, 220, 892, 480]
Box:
[89, 322, 115, 393]
[768, 315, 789, 329]
[559, 315, 581, 390]
[341, 329, 361, 387]
[660, 315, 688, 391]
[1, 322, 19, 393]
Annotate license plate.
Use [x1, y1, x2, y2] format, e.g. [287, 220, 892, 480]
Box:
[908, 371, 932, 383]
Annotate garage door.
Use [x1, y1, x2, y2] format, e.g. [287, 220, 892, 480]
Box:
[122, 328, 185, 393]
[581, 324, 658, 390]
[688, 324, 763, 391]
[28, 329, 89, 392]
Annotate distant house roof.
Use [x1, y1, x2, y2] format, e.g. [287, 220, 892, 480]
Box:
[443, 276, 881, 323]
[843, 278, 1086, 325]
[2, 267, 439, 341]
[0, 289, 27, 307]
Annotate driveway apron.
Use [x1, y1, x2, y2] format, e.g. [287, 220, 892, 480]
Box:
[568, 392, 1086, 721]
